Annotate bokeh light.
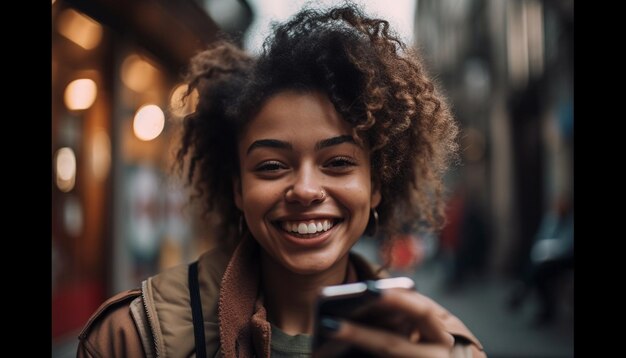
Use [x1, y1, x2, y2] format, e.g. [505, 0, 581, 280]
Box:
[133, 104, 165, 141]
[55, 147, 77, 192]
[64, 78, 97, 110]
[121, 54, 159, 93]
[57, 9, 103, 50]
[169, 84, 198, 119]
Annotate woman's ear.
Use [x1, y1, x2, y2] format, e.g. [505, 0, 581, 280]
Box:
[371, 180, 382, 208]
[233, 177, 243, 210]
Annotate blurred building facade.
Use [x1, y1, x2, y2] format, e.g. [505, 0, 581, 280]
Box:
[51, 0, 229, 342]
[414, 0, 573, 280]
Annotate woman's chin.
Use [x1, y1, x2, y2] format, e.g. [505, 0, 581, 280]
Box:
[282, 252, 345, 276]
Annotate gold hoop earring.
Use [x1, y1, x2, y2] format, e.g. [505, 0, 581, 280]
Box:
[365, 208, 379, 237]
[238, 215, 246, 236]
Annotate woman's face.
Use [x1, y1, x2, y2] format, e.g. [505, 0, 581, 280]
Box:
[235, 91, 381, 275]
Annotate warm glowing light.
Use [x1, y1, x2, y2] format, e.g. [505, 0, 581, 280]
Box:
[134, 105, 165, 141]
[121, 54, 159, 92]
[57, 9, 103, 50]
[91, 129, 111, 181]
[55, 147, 77, 192]
[64, 78, 97, 110]
[169, 84, 198, 118]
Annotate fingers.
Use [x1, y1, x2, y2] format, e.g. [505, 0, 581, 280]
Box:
[331, 319, 451, 358]
[408, 329, 421, 343]
[377, 289, 455, 347]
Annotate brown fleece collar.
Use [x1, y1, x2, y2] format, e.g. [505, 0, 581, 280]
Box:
[218, 235, 268, 358]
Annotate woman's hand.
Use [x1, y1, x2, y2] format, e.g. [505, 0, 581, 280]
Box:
[327, 288, 456, 357]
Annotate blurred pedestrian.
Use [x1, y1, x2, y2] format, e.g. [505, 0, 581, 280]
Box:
[77, 4, 485, 357]
[508, 194, 573, 325]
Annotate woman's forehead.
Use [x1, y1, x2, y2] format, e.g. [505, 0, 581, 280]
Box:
[241, 91, 353, 139]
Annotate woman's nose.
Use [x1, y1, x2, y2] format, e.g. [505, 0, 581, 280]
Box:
[285, 169, 326, 206]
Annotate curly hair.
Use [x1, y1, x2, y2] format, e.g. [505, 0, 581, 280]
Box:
[177, 4, 458, 244]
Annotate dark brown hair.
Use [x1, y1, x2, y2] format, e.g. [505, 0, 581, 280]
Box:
[177, 4, 458, 244]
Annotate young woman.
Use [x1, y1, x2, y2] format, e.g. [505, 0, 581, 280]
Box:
[78, 5, 485, 357]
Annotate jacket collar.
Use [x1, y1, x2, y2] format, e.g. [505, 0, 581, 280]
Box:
[218, 234, 268, 358]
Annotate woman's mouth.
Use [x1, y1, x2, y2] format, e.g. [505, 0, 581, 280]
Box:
[276, 219, 339, 238]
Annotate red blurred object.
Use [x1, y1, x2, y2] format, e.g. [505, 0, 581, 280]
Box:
[439, 190, 465, 253]
[383, 234, 424, 271]
[52, 280, 104, 339]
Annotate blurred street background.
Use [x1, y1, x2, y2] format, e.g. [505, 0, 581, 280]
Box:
[52, 0, 573, 357]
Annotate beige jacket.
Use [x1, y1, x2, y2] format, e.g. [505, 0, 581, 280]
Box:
[77, 236, 485, 357]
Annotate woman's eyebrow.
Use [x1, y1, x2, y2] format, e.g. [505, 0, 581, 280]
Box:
[247, 139, 292, 154]
[315, 135, 356, 150]
[246, 135, 356, 155]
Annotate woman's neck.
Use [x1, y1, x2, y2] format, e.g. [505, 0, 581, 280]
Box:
[260, 252, 349, 336]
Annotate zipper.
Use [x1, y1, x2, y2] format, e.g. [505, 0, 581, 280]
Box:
[142, 280, 161, 358]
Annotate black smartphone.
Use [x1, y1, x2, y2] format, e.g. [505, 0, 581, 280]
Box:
[312, 277, 416, 358]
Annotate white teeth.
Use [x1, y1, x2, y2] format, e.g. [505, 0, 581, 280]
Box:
[281, 219, 335, 235]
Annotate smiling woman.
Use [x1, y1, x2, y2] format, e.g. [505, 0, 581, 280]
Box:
[235, 91, 380, 277]
[77, 3, 485, 358]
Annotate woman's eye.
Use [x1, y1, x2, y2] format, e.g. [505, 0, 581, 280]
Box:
[255, 161, 285, 172]
[325, 157, 356, 169]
